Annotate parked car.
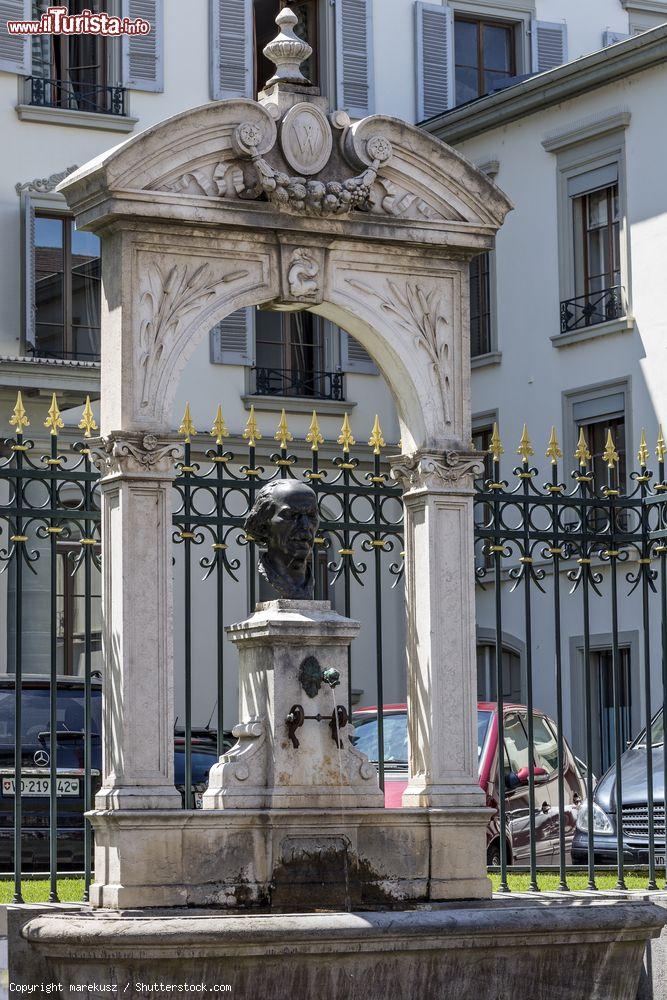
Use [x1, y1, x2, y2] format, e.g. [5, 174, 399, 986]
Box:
[353, 702, 588, 865]
[572, 707, 665, 867]
[0, 677, 232, 872]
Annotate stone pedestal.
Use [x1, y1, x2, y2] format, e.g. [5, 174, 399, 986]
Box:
[203, 600, 383, 810]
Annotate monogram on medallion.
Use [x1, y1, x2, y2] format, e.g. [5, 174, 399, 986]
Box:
[280, 103, 333, 176]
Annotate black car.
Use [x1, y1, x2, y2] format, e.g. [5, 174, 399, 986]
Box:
[0, 677, 232, 872]
[572, 708, 665, 866]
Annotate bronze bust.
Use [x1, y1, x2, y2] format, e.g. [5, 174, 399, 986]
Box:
[245, 480, 320, 600]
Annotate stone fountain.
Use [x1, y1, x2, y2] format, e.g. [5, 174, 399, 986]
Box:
[11, 9, 666, 998]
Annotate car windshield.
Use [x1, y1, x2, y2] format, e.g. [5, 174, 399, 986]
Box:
[635, 708, 664, 749]
[352, 709, 493, 766]
[0, 688, 101, 745]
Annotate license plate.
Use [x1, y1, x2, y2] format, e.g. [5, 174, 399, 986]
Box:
[194, 791, 203, 809]
[1, 776, 79, 797]
[656, 855, 665, 867]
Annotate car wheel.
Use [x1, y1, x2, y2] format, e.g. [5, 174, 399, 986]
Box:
[487, 841, 510, 867]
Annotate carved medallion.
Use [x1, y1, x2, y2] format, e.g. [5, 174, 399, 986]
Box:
[281, 104, 333, 176]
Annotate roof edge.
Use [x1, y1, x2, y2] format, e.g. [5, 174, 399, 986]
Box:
[422, 22, 667, 144]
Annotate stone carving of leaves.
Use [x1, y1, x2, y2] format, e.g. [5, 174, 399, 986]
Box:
[138, 261, 248, 409]
[346, 279, 452, 424]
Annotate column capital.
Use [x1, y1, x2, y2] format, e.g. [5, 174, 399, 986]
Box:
[390, 448, 485, 495]
[91, 432, 183, 479]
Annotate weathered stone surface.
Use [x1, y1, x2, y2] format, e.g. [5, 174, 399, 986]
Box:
[16, 899, 666, 1000]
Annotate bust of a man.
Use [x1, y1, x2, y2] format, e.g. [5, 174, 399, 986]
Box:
[245, 480, 319, 600]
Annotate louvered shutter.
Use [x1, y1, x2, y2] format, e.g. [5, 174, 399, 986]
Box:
[20, 192, 35, 351]
[335, 0, 374, 120]
[210, 0, 253, 100]
[122, 0, 163, 93]
[602, 30, 630, 47]
[0, 0, 31, 75]
[340, 331, 377, 375]
[531, 20, 568, 73]
[210, 308, 254, 365]
[415, 2, 454, 121]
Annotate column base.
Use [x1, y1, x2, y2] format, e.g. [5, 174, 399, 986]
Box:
[94, 784, 183, 810]
[401, 779, 488, 809]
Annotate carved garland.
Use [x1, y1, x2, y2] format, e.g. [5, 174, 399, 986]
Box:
[233, 123, 393, 217]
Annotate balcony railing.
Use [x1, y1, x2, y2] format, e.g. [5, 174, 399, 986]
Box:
[560, 285, 625, 334]
[27, 345, 101, 364]
[24, 76, 126, 116]
[253, 368, 345, 401]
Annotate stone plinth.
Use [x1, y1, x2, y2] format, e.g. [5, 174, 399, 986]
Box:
[203, 600, 383, 810]
[16, 899, 667, 1000]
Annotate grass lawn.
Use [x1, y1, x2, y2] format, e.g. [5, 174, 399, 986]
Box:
[0, 872, 663, 904]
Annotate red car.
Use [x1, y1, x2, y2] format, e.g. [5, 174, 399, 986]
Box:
[352, 702, 587, 865]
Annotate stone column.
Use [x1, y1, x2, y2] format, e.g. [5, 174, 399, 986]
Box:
[93, 432, 182, 809]
[391, 450, 487, 811]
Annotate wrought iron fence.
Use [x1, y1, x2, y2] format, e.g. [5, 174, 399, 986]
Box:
[253, 367, 346, 400]
[3, 391, 667, 904]
[560, 285, 625, 333]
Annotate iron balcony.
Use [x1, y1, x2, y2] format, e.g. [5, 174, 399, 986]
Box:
[253, 367, 345, 401]
[24, 76, 126, 117]
[560, 285, 626, 334]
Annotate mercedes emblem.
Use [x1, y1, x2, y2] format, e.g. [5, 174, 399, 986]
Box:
[33, 749, 49, 767]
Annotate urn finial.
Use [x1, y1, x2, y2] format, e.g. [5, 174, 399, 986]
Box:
[263, 6, 312, 87]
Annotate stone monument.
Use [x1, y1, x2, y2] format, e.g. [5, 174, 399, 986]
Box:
[13, 9, 666, 998]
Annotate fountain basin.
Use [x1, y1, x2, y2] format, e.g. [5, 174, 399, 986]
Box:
[16, 898, 666, 999]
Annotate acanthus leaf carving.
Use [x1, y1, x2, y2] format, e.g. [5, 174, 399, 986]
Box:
[391, 450, 484, 492]
[346, 278, 453, 425]
[92, 432, 183, 477]
[138, 260, 249, 410]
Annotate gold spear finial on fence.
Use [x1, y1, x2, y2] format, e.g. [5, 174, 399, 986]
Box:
[243, 405, 261, 448]
[657, 425, 666, 463]
[546, 426, 563, 464]
[78, 396, 98, 439]
[211, 405, 229, 445]
[306, 411, 324, 452]
[603, 428, 619, 468]
[516, 423, 534, 463]
[9, 391, 29, 435]
[179, 402, 197, 443]
[638, 428, 649, 468]
[368, 415, 386, 455]
[274, 409, 293, 450]
[44, 393, 64, 436]
[489, 422, 504, 463]
[338, 413, 355, 451]
[575, 428, 591, 467]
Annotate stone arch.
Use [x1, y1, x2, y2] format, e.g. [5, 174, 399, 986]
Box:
[57, 27, 513, 908]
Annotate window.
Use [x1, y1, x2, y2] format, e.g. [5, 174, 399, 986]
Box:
[576, 414, 626, 491]
[532, 715, 559, 774]
[254, 310, 344, 400]
[28, 0, 122, 114]
[470, 252, 491, 357]
[592, 647, 632, 775]
[454, 16, 515, 104]
[33, 213, 101, 362]
[254, 0, 319, 94]
[477, 644, 522, 703]
[56, 543, 102, 676]
[503, 711, 530, 777]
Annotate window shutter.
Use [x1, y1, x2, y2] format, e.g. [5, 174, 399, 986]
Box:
[210, 307, 254, 365]
[602, 30, 630, 47]
[335, 0, 374, 119]
[0, 0, 31, 75]
[531, 20, 568, 73]
[20, 192, 34, 352]
[340, 330, 377, 375]
[210, 0, 253, 100]
[415, 2, 454, 121]
[122, 0, 164, 93]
